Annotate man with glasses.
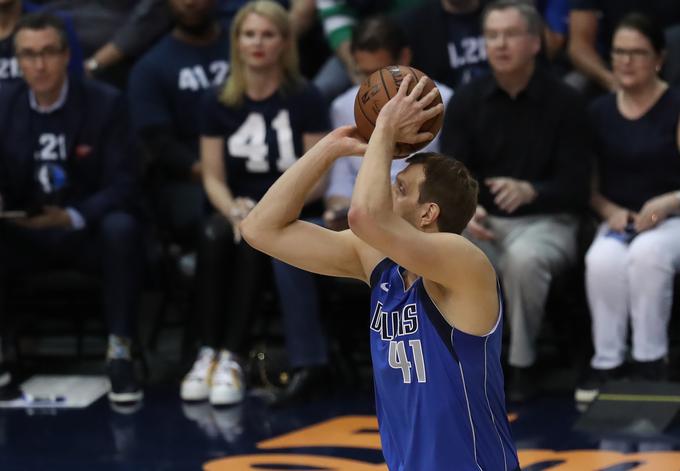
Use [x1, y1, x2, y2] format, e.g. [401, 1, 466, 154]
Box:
[0, 0, 83, 84]
[0, 12, 144, 404]
[441, 0, 592, 402]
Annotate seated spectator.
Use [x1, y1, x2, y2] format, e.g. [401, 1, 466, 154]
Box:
[313, 0, 425, 101]
[0, 13, 144, 403]
[324, 15, 453, 230]
[181, 0, 331, 407]
[399, 0, 489, 91]
[575, 14, 680, 403]
[0, 0, 83, 83]
[128, 0, 229, 248]
[567, 0, 680, 92]
[441, 0, 591, 402]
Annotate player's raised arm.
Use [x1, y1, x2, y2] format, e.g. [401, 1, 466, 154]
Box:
[240, 126, 382, 282]
[348, 75, 494, 297]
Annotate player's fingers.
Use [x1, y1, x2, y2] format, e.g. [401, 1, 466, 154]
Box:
[421, 103, 444, 120]
[410, 76, 427, 99]
[397, 74, 412, 96]
[494, 188, 513, 208]
[418, 87, 440, 108]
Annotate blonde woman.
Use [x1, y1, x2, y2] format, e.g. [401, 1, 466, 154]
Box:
[181, 0, 330, 406]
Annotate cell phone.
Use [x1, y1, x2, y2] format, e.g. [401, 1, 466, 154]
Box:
[605, 223, 637, 244]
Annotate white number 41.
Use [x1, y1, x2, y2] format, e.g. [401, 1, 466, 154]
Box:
[389, 339, 427, 383]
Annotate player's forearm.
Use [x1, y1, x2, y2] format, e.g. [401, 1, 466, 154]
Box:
[242, 140, 340, 235]
[348, 125, 400, 248]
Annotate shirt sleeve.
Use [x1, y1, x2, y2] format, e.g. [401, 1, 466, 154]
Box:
[316, 0, 358, 50]
[127, 58, 172, 131]
[543, 0, 570, 34]
[110, 0, 172, 58]
[200, 88, 227, 137]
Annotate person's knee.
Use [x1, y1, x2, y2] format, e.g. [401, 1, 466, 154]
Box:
[585, 242, 619, 277]
[628, 237, 672, 273]
[500, 244, 546, 281]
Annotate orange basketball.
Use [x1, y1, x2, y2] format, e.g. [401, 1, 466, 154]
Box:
[354, 65, 443, 157]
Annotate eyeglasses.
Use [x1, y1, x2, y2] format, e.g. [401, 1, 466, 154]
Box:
[611, 47, 654, 61]
[483, 29, 528, 43]
[15, 46, 66, 63]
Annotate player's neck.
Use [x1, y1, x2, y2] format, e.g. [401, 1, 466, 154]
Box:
[245, 68, 282, 101]
[172, 22, 220, 46]
[0, 2, 21, 40]
[494, 61, 535, 98]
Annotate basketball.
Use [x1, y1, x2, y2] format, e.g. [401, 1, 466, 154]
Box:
[354, 65, 443, 157]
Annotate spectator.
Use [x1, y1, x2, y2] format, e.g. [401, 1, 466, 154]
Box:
[536, 0, 570, 60]
[324, 15, 453, 230]
[313, 0, 423, 101]
[0, 13, 143, 403]
[567, 0, 680, 92]
[0, 0, 83, 83]
[441, 0, 591, 402]
[399, 0, 489, 91]
[128, 0, 229, 247]
[575, 14, 680, 403]
[180, 0, 331, 406]
[43, 0, 173, 88]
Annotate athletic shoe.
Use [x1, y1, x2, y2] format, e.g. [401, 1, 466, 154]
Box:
[107, 358, 143, 403]
[210, 350, 245, 406]
[631, 358, 668, 382]
[574, 366, 624, 404]
[181, 347, 216, 401]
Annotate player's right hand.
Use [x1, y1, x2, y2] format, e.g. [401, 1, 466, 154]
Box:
[323, 125, 368, 158]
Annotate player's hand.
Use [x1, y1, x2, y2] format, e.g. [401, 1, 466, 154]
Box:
[323, 126, 368, 157]
[228, 197, 257, 242]
[466, 205, 495, 240]
[605, 207, 632, 232]
[13, 205, 72, 230]
[376, 75, 443, 145]
[485, 177, 536, 214]
[634, 193, 677, 232]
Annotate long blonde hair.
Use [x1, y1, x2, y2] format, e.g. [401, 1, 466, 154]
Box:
[220, 0, 302, 107]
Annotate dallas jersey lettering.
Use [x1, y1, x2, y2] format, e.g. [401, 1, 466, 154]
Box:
[201, 83, 329, 200]
[369, 258, 519, 471]
[128, 29, 230, 147]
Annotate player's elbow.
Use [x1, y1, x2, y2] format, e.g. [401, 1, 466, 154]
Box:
[347, 204, 374, 239]
[239, 214, 260, 248]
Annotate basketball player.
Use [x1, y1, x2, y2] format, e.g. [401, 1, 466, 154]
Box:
[241, 75, 519, 470]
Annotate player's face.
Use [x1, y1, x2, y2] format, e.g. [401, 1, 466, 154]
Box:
[483, 8, 540, 75]
[170, 0, 216, 33]
[353, 49, 397, 81]
[15, 28, 69, 96]
[238, 13, 287, 72]
[611, 28, 662, 91]
[392, 164, 427, 228]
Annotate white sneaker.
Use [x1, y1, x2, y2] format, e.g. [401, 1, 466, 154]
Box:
[181, 347, 216, 401]
[210, 350, 245, 406]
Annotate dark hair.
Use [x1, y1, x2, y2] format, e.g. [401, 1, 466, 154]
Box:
[13, 12, 69, 50]
[615, 13, 666, 54]
[350, 15, 408, 60]
[482, 0, 542, 36]
[406, 153, 478, 234]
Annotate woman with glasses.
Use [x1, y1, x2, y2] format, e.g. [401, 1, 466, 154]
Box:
[576, 13, 680, 403]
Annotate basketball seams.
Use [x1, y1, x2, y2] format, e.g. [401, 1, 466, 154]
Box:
[357, 94, 377, 128]
[379, 68, 392, 100]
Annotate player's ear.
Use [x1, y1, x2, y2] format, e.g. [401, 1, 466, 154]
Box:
[420, 202, 440, 228]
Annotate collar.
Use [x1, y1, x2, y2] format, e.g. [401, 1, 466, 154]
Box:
[482, 66, 544, 101]
[29, 78, 69, 114]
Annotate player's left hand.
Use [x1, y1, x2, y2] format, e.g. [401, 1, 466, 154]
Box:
[323, 125, 368, 157]
[377, 75, 443, 145]
[13, 205, 72, 230]
[634, 193, 677, 232]
[485, 177, 537, 214]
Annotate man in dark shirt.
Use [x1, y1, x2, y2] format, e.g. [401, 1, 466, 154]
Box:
[400, 0, 489, 90]
[0, 13, 143, 404]
[568, 0, 680, 91]
[441, 0, 591, 401]
[128, 0, 228, 247]
[0, 0, 83, 84]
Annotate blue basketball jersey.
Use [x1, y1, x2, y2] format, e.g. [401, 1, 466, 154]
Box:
[369, 258, 519, 471]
